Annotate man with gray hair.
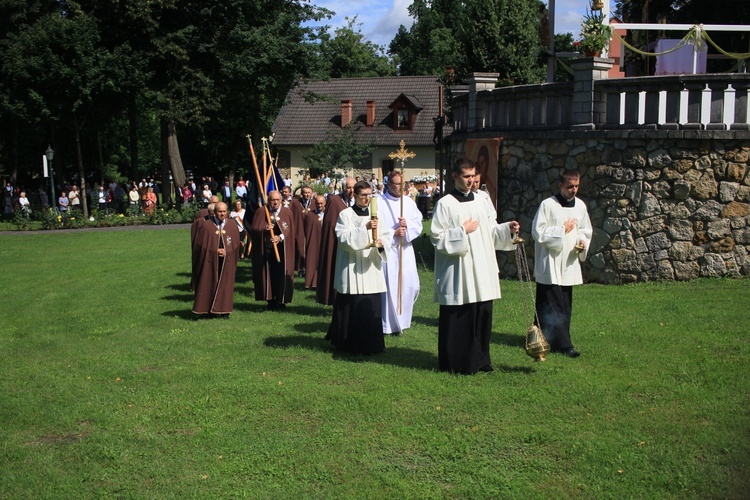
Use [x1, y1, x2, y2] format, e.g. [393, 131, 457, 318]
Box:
[316, 177, 356, 306]
[192, 202, 241, 317]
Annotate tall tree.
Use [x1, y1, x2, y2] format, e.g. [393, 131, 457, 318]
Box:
[316, 17, 396, 78]
[460, 0, 545, 83]
[389, 0, 466, 76]
[1, 6, 114, 216]
[389, 0, 545, 84]
[187, 0, 331, 185]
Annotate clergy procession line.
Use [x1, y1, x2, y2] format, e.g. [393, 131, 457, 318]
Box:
[190, 160, 592, 375]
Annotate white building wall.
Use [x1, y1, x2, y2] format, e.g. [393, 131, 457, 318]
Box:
[282, 146, 439, 186]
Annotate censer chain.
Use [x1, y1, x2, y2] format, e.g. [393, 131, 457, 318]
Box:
[515, 240, 541, 328]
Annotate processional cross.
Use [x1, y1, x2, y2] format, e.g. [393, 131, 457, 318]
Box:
[387, 140, 416, 315]
[388, 139, 416, 167]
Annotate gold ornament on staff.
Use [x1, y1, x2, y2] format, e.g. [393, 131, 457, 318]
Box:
[387, 140, 416, 315]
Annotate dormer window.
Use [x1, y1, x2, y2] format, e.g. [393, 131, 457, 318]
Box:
[396, 109, 411, 129]
[389, 93, 423, 133]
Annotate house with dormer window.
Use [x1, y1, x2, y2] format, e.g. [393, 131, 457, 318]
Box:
[270, 76, 448, 185]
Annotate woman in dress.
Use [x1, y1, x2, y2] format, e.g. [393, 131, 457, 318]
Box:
[144, 187, 157, 215]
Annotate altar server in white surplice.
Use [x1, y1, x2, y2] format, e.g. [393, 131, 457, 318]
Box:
[531, 169, 592, 358]
[326, 181, 392, 355]
[431, 159, 519, 375]
[376, 170, 423, 335]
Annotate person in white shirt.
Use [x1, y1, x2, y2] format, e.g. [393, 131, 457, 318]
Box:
[326, 181, 391, 355]
[376, 171, 422, 335]
[531, 169, 592, 358]
[431, 158, 519, 374]
[17, 192, 31, 213]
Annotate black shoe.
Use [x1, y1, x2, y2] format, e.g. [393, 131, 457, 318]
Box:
[561, 348, 581, 358]
[479, 365, 494, 372]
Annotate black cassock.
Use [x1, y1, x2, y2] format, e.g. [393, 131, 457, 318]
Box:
[438, 300, 494, 375]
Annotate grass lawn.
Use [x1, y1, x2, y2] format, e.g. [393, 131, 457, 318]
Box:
[1, 226, 749, 498]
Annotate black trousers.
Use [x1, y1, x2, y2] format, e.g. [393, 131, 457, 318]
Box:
[438, 301, 493, 374]
[534, 283, 573, 351]
[326, 293, 385, 355]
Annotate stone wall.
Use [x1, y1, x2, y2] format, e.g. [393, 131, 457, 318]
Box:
[493, 132, 750, 284]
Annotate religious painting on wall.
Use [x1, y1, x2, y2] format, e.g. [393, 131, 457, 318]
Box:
[465, 138, 501, 207]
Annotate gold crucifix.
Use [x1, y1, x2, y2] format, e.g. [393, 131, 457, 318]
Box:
[387, 140, 416, 317]
[388, 140, 416, 168]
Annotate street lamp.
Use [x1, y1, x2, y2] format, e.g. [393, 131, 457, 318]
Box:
[45, 145, 55, 209]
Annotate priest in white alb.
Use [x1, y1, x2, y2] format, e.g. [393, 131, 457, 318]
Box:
[376, 171, 423, 335]
[531, 169, 592, 358]
[431, 159, 519, 374]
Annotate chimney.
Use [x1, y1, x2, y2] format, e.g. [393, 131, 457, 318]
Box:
[341, 100, 352, 127]
[366, 100, 376, 127]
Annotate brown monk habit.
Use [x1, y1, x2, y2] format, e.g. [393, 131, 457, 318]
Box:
[250, 206, 295, 305]
[289, 198, 306, 271]
[192, 217, 241, 315]
[315, 194, 347, 306]
[303, 209, 324, 289]
[190, 210, 211, 291]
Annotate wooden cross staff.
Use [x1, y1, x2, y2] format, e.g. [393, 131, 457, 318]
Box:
[388, 140, 416, 315]
[246, 135, 280, 262]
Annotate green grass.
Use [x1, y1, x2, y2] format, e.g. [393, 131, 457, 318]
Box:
[1, 227, 749, 498]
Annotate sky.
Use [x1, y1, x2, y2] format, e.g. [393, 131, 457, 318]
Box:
[305, 0, 589, 48]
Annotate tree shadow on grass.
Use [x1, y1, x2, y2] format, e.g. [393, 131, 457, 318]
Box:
[233, 301, 271, 313]
[162, 293, 193, 303]
[293, 321, 329, 334]
[162, 308, 197, 320]
[492, 331, 526, 348]
[264, 335, 333, 352]
[263, 334, 439, 371]
[285, 304, 333, 318]
[374, 346, 438, 370]
[412, 315, 439, 327]
[166, 283, 192, 292]
[235, 265, 253, 281]
[235, 286, 254, 295]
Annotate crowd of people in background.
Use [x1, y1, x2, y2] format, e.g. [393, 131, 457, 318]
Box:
[2, 170, 442, 224]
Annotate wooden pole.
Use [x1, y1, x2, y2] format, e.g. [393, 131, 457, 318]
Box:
[397, 168, 404, 315]
[246, 135, 280, 262]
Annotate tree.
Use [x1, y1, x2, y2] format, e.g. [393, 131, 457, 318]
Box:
[1, 5, 116, 216]
[0, 0, 335, 198]
[187, 0, 332, 186]
[388, 0, 466, 76]
[553, 33, 576, 82]
[460, 0, 545, 83]
[316, 17, 396, 79]
[389, 0, 545, 84]
[302, 127, 371, 180]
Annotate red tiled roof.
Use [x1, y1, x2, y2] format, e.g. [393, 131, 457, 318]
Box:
[271, 76, 447, 147]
